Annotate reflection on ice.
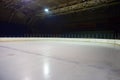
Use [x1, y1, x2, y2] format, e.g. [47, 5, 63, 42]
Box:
[43, 59, 50, 79]
[24, 77, 30, 80]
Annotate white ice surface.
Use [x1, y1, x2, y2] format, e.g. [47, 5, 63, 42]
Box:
[0, 39, 120, 80]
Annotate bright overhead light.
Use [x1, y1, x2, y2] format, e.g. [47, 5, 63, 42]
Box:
[44, 8, 49, 13]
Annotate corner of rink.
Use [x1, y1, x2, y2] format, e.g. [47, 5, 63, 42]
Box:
[0, 38, 120, 46]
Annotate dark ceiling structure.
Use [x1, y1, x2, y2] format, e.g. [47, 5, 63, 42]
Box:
[0, 0, 120, 35]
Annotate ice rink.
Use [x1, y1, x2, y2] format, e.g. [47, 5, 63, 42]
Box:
[0, 38, 120, 80]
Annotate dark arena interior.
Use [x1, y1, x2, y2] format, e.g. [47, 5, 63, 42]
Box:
[0, 0, 120, 38]
[0, 0, 120, 80]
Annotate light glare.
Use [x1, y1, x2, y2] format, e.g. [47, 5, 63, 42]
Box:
[44, 8, 49, 13]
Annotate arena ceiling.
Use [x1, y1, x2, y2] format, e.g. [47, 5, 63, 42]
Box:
[0, 0, 120, 26]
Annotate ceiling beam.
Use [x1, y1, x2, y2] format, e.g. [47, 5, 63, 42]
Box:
[8, 10, 16, 23]
[37, 0, 117, 17]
